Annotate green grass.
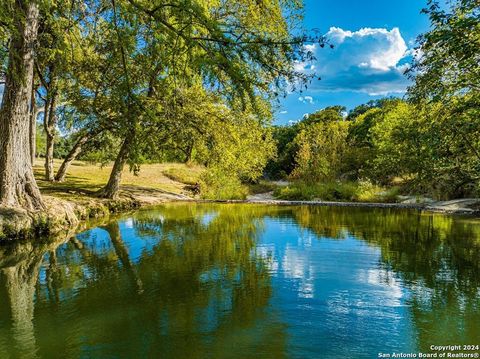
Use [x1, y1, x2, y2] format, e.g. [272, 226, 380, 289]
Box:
[34, 158, 205, 200]
[273, 180, 400, 203]
[162, 166, 203, 186]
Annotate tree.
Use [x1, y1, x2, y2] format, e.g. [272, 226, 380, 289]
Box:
[0, 0, 43, 210]
[408, 0, 480, 101]
[96, 0, 315, 199]
[291, 118, 350, 182]
[34, 1, 85, 181]
[405, 0, 480, 197]
[266, 106, 348, 180]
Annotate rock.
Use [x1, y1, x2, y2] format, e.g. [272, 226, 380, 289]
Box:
[425, 198, 480, 214]
[398, 196, 435, 204]
[247, 192, 275, 201]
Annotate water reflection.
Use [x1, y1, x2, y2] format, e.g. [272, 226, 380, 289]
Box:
[0, 204, 478, 358]
[0, 236, 70, 358]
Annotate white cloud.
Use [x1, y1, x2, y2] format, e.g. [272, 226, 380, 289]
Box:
[304, 44, 316, 52]
[326, 27, 407, 71]
[280, 110, 288, 114]
[297, 27, 411, 95]
[298, 95, 314, 104]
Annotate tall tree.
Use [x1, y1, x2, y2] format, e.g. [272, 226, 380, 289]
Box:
[97, 0, 315, 199]
[35, 1, 82, 181]
[0, 0, 43, 209]
[408, 0, 480, 100]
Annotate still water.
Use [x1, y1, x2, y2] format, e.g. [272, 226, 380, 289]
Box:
[0, 203, 479, 358]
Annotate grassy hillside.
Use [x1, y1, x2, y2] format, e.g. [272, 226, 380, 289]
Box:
[34, 159, 205, 199]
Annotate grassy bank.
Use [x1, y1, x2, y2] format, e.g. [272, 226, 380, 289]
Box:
[0, 160, 203, 241]
[34, 159, 205, 199]
[273, 181, 400, 203]
[2, 159, 477, 241]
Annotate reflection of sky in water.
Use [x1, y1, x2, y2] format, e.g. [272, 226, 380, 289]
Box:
[79, 220, 161, 263]
[257, 218, 416, 359]
[118, 220, 159, 262]
[200, 212, 218, 227]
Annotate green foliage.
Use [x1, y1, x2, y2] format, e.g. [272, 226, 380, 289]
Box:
[265, 125, 300, 179]
[369, 98, 480, 198]
[274, 180, 399, 202]
[274, 182, 357, 201]
[35, 123, 73, 159]
[162, 167, 202, 186]
[291, 119, 350, 182]
[198, 111, 276, 199]
[79, 133, 122, 166]
[370, 101, 424, 183]
[303, 106, 345, 125]
[200, 169, 249, 200]
[408, 0, 480, 102]
[267, 106, 350, 181]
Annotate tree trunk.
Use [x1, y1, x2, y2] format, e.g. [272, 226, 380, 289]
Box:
[29, 79, 38, 166]
[43, 83, 57, 182]
[0, 1, 44, 210]
[1, 260, 41, 358]
[55, 129, 98, 182]
[98, 136, 132, 199]
[44, 130, 55, 181]
[185, 141, 194, 163]
[103, 222, 143, 293]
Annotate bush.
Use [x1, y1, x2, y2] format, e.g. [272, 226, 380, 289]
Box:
[200, 169, 249, 200]
[274, 181, 399, 203]
[162, 167, 200, 185]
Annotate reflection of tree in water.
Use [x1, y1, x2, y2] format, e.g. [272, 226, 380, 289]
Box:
[118, 204, 287, 358]
[1, 203, 288, 359]
[1, 203, 479, 357]
[292, 206, 480, 349]
[0, 236, 70, 359]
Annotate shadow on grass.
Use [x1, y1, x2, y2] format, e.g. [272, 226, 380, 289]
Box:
[37, 175, 102, 198]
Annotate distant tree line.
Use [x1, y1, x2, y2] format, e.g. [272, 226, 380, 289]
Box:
[267, 0, 480, 200]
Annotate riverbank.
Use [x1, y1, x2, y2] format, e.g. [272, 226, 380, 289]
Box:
[243, 198, 480, 214]
[1, 158, 479, 240]
[2, 191, 480, 241]
[0, 187, 190, 241]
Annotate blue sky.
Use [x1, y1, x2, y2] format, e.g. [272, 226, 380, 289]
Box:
[275, 0, 433, 124]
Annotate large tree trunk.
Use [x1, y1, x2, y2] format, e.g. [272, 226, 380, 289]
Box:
[55, 129, 100, 182]
[0, 1, 44, 210]
[1, 260, 42, 358]
[0, 234, 68, 357]
[98, 136, 132, 199]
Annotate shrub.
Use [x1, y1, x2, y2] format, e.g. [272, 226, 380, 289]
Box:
[200, 169, 249, 200]
[274, 181, 399, 203]
[162, 167, 200, 185]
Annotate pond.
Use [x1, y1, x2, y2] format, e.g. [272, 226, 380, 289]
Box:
[0, 203, 479, 358]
